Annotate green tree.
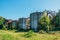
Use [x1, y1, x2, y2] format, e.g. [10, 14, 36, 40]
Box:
[38, 12, 51, 32]
[0, 16, 5, 29]
[0, 17, 5, 25]
[54, 10, 60, 30]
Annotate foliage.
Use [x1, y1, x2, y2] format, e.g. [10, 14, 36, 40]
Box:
[0, 16, 5, 25]
[38, 12, 51, 32]
[52, 10, 60, 31]
[24, 30, 34, 38]
[2, 25, 7, 30]
[11, 26, 16, 30]
[0, 16, 5, 29]
[39, 30, 46, 34]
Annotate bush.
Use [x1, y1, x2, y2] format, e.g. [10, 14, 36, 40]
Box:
[39, 30, 46, 34]
[48, 31, 60, 34]
[11, 26, 16, 30]
[2, 25, 7, 30]
[24, 30, 34, 38]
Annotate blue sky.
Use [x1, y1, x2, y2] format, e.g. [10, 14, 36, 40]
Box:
[0, 0, 60, 20]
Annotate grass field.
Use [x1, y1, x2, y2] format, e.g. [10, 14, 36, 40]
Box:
[0, 30, 60, 40]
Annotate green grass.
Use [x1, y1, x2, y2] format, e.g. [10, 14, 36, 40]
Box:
[0, 30, 60, 40]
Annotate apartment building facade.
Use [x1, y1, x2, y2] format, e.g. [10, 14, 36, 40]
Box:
[18, 18, 27, 30]
[30, 12, 43, 31]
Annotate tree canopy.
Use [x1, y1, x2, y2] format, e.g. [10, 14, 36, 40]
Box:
[0, 16, 5, 25]
[38, 12, 51, 32]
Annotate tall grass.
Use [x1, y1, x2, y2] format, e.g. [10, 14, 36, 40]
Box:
[0, 30, 60, 40]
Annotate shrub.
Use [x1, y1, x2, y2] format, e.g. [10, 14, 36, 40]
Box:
[11, 26, 16, 30]
[24, 30, 34, 38]
[39, 30, 46, 34]
[2, 25, 7, 30]
[47, 31, 60, 34]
